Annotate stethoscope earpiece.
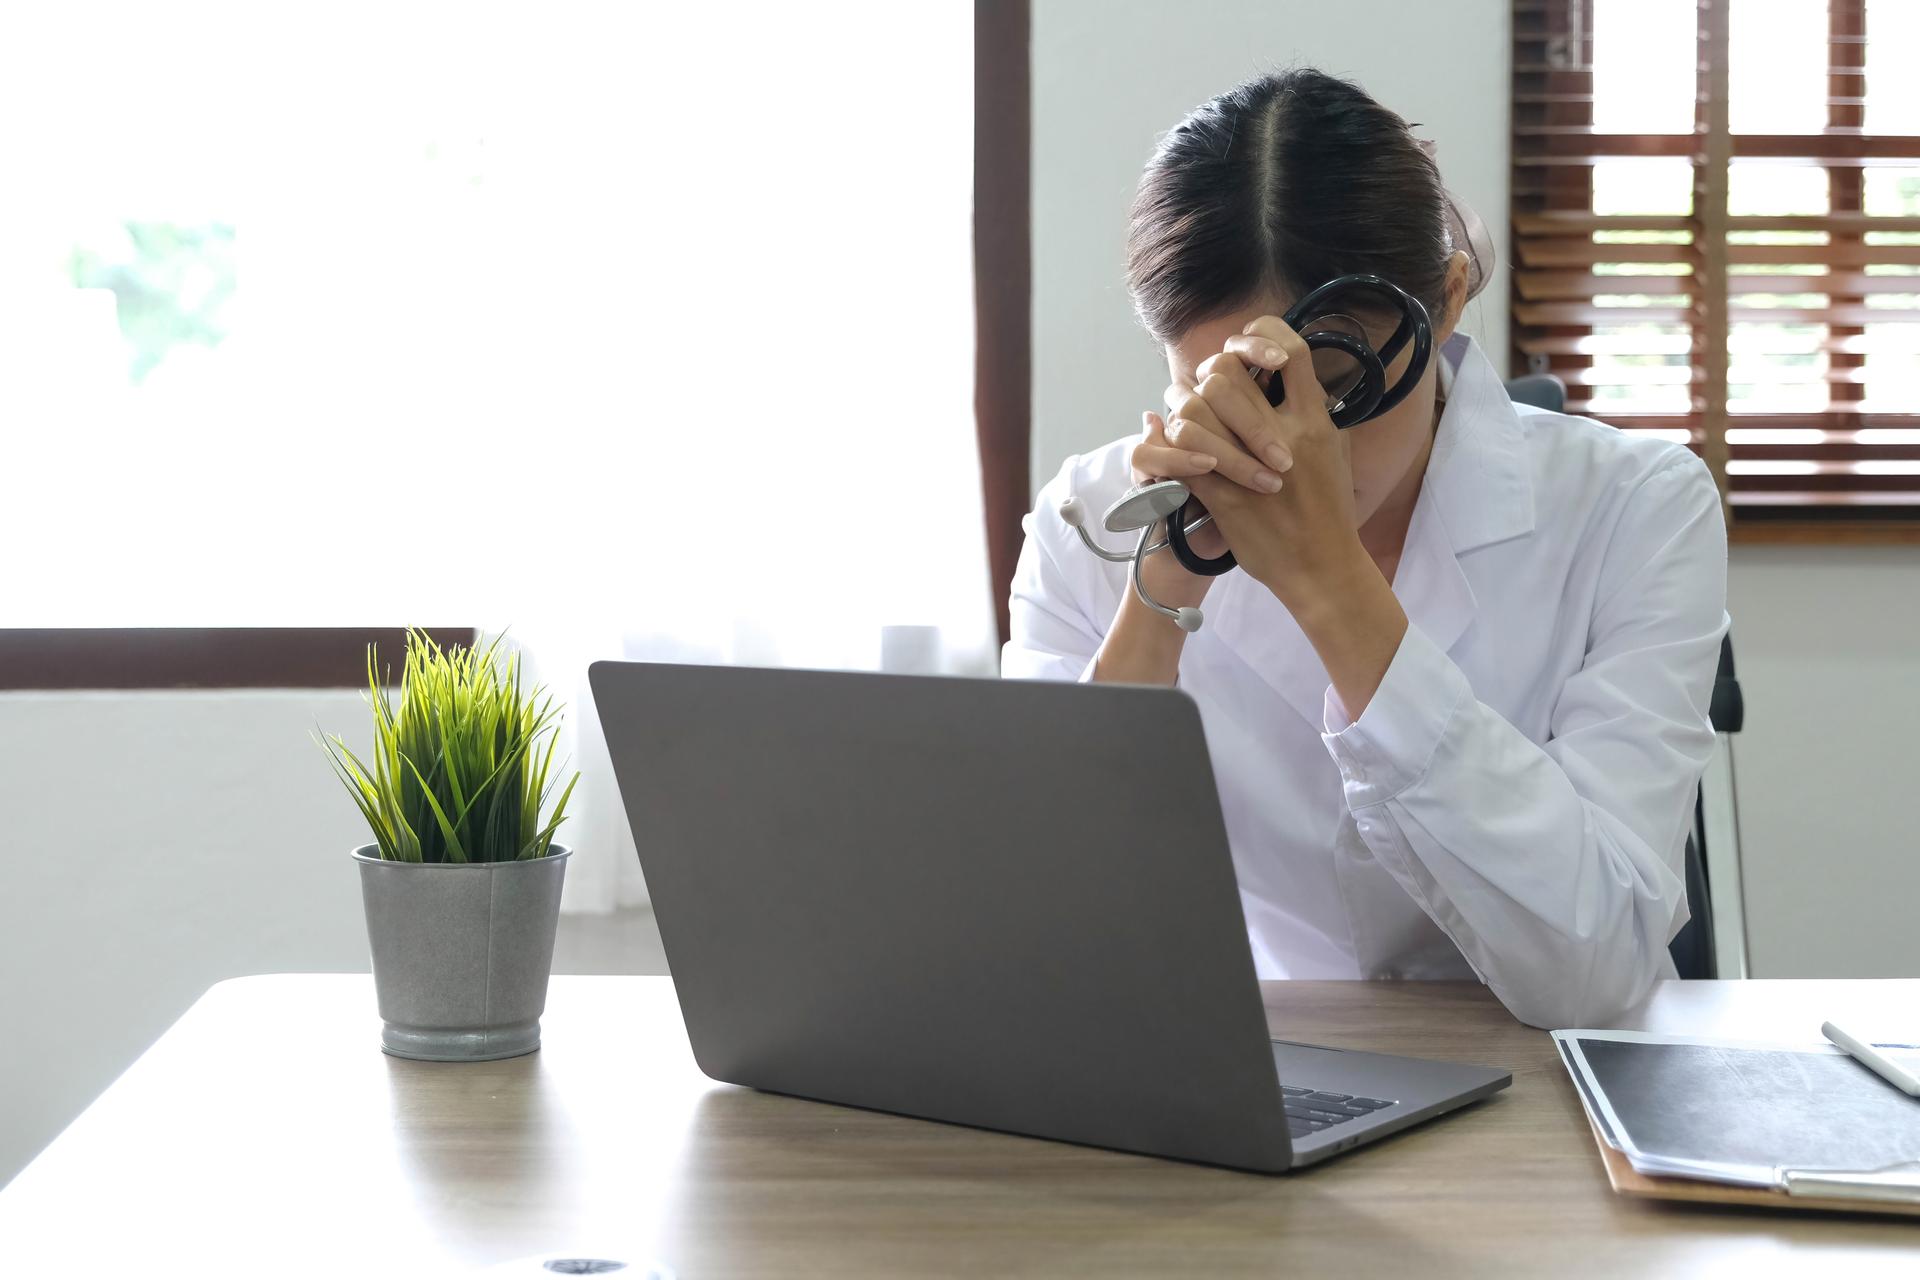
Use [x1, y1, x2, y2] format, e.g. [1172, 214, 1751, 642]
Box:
[1063, 274, 1434, 633]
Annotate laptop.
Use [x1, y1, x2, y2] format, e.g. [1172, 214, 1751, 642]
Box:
[589, 661, 1510, 1173]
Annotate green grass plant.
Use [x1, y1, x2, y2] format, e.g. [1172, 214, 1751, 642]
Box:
[319, 630, 578, 862]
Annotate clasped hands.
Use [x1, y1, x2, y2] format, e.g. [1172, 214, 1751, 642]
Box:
[1127, 316, 1375, 619]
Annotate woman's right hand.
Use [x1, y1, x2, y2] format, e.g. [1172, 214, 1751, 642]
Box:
[1091, 407, 1248, 682]
[1128, 351, 1300, 608]
[1124, 410, 1222, 613]
[1093, 363, 1293, 682]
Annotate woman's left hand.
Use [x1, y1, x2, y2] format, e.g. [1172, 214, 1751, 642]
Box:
[1184, 317, 1376, 616]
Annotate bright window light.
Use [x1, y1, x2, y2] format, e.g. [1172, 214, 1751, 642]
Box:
[1726, 461, 1820, 476]
[0, 0, 985, 649]
[1592, 1, 1696, 133]
[1725, 428, 1827, 445]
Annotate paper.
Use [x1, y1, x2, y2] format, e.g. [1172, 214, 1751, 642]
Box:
[1555, 1029, 1920, 1191]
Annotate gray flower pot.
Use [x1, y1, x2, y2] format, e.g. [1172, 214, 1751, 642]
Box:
[354, 844, 571, 1062]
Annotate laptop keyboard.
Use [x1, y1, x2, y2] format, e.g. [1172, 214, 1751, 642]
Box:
[1281, 1085, 1396, 1138]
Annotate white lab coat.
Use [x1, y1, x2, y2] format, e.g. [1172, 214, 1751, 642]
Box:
[1003, 337, 1729, 1029]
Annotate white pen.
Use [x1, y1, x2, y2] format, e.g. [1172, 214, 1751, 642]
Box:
[1822, 1021, 1920, 1098]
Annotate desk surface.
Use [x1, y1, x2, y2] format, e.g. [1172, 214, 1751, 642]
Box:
[3, 975, 1917, 1277]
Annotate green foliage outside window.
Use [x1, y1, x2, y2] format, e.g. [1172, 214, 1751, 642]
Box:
[68, 220, 235, 383]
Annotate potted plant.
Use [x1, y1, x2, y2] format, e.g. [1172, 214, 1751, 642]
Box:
[319, 630, 579, 1062]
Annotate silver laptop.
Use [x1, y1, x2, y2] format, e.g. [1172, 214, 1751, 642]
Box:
[589, 661, 1510, 1173]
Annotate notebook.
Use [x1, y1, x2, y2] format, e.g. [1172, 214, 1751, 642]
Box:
[1555, 1029, 1920, 1209]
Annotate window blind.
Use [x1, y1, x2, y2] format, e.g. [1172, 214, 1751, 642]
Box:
[1512, 0, 1920, 535]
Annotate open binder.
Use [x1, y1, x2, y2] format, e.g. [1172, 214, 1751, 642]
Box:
[1555, 1029, 1920, 1217]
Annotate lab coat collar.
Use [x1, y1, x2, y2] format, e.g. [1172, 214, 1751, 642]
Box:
[1425, 334, 1537, 555]
[1198, 336, 1532, 728]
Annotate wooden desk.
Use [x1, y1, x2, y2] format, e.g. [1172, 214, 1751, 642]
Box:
[2, 976, 1916, 1277]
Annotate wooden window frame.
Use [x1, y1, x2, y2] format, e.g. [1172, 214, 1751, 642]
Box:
[1512, 0, 1920, 544]
[975, 0, 1032, 647]
[0, 628, 480, 691]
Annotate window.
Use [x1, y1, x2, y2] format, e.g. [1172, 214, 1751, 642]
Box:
[0, 2, 987, 651]
[1512, 0, 1920, 534]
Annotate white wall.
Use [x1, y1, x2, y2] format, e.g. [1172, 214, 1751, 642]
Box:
[1029, 0, 1920, 981]
[0, 691, 375, 1187]
[1031, 0, 1511, 482]
[1727, 549, 1920, 978]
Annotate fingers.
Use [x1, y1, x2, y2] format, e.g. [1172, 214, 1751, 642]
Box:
[1177, 354, 1270, 422]
[1194, 351, 1273, 424]
[1222, 332, 1291, 376]
[1187, 355, 1294, 476]
[1220, 334, 1287, 399]
[1133, 444, 1219, 483]
[1239, 316, 1326, 412]
[1166, 371, 1289, 477]
[1163, 415, 1283, 493]
[1162, 377, 1286, 492]
[1130, 410, 1216, 484]
[1163, 378, 1220, 429]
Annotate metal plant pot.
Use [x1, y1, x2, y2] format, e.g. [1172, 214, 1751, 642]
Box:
[354, 844, 571, 1062]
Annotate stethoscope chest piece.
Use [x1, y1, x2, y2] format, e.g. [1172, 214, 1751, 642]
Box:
[1101, 480, 1189, 533]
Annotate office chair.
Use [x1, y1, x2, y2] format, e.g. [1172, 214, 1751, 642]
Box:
[1668, 635, 1747, 980]
[1502, 366, 1742, 980]
[1503, 372, 1567, 414]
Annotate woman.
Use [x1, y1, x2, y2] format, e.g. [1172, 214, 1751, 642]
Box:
[1003, 69, 1729, 1029]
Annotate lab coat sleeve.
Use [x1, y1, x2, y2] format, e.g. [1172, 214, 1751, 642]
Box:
[1320, 452, 1728, 1029]
[1001, 485, 1108, 684]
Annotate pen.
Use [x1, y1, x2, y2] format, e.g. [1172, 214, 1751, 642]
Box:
[1822, 1021, 1920, 1098]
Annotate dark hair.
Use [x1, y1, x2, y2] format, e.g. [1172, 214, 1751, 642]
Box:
[1127, 68, 1451, 345]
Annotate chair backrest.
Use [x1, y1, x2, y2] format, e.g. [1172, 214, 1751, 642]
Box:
[1668, 634, 1742, 980]
[1503, 373, 1567, 413]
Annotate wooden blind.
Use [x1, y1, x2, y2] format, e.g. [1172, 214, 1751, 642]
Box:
[1512, 0, 1920, 537]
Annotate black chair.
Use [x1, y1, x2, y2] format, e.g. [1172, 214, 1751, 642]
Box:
[1503, 372, 1567, 413]
[1667, 634, 1744, 980]
[1502, 371, 1737, 979]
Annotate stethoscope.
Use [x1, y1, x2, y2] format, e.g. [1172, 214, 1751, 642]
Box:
[1060, 274, 1433, 633]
